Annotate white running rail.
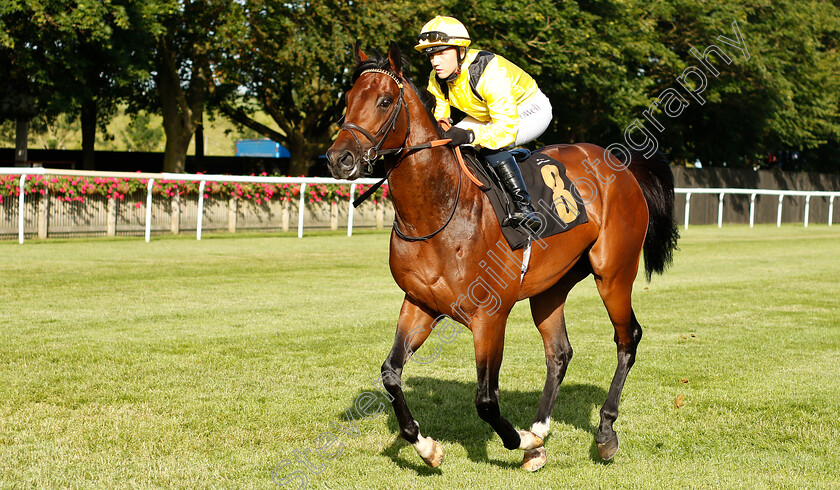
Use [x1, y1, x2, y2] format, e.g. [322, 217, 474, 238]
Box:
[1, 167, 383, 244]
[676, 188, 840, 230]
[3, 168, 838, 242]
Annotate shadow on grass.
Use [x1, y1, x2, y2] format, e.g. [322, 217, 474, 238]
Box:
[360, 376, 607, 473]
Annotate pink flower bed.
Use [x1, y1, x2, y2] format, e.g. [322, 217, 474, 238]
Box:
[0, 173, 389, 207]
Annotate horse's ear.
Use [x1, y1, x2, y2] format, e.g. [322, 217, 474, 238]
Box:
[354, 40, 368, 64]
[388, 41, 403, 77]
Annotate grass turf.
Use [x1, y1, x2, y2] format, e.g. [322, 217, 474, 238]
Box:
[1, 225, 838, 488]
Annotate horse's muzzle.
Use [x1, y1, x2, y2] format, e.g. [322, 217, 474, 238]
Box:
[326, 146, 362, 180]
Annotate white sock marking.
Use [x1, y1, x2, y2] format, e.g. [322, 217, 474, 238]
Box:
[413, 433, 434, 460]
[531, 418, 551, 439]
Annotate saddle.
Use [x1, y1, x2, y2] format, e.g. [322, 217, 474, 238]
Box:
[462, 148, 589, 250]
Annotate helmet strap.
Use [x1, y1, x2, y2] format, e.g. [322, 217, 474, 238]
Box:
[446, 47, 466, 83]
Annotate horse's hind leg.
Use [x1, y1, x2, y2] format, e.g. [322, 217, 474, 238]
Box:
[381, 296, 444, 467]
[528, 263, 589, 438]
[524, 264, 589, 471]
[530, 303, 572, 438]
[593, 268, 643, 460]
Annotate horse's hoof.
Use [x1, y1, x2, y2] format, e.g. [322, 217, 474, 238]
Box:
[522, 446, 547, 472]
[596, 434, 620, 460]
[421, 439, 444, 468]
[517, 429, 544, 450]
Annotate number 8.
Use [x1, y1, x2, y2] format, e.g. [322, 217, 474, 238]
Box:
[540, 165, 579, 223]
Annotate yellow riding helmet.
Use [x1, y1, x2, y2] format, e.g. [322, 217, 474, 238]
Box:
[415, 16, 471, 55]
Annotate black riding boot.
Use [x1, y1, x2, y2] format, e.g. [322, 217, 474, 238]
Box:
[492, 156, 541, 232]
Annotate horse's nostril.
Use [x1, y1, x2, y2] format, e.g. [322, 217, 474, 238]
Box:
[326, 148, 356, 178]
[338, 151, 354, 169]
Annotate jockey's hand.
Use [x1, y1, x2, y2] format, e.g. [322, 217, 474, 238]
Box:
[443, 127, 474, 147]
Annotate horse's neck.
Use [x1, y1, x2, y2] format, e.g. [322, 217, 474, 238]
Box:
[387, 106, 474, 236]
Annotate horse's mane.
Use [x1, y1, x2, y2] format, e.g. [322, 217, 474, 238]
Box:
[352, 51, 442, 136]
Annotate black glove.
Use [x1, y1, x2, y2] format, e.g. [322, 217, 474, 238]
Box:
[443, 127, 474, 147]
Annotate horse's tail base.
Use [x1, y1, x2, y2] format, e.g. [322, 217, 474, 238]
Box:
[627, 151, 680, 280]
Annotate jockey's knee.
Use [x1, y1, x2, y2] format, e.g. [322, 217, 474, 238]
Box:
[482, 150, 514, 168]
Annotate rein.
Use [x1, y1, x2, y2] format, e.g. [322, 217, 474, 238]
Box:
[351, 137, 451, 208]
[340, 68, 462, 241]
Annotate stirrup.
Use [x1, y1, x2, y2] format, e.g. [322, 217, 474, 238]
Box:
[503, 207, 540, 232]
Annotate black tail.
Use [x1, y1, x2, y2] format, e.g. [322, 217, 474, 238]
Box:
[627, 151, 680, 281]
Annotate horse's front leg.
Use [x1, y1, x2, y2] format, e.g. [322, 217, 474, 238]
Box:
[472, 316, 545, 462]
[381, 296, 444, 467]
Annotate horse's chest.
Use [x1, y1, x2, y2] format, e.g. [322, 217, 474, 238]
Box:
[389, 244, 474, 309]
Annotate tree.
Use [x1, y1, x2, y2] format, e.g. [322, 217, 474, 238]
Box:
[68, 1, 155, 169]
[0, 0, 155, 168]
[215, 0, 678, 174]
[32, 114, 79, 150]
[219, 0, 430, 176]
[743, 0, 840, 170]
[639, 0, 840, 169]
[141, 0, 246, 173]
[447, 0, 669, 146]
[120, 111, 165, 152]
[0, 3, 53, 164]
[4, 0, 838, 174]
[436, 0, 840, 171]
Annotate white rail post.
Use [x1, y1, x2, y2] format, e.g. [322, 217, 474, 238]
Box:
[196, 180, 206, 240]
[18, 174, 26, 244]
[749, 193, 757, 228]
[145, 178, 154, 242]
[829, 196, 835, 227]
[298, 183, 307, 238]
[717, 192, 725, 228]
[777, 194, 784, 227]
[347, 183, 356, 237]
[804, 195, 811, 228]
[684, 192, 691, 230]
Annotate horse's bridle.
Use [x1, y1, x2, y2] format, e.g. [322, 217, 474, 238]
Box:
[339, 68, 409, 175]
[339, 68, 461, 242]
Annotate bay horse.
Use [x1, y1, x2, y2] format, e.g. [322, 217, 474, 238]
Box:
[326, 42, 679, 471]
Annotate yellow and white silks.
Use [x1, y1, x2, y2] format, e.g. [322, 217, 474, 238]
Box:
[427, 49, 553, 150]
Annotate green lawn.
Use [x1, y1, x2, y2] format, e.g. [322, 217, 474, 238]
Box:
[1, 225, 839, 488]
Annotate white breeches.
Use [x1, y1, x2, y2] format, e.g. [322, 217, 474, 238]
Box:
[456, 89, 553, 148]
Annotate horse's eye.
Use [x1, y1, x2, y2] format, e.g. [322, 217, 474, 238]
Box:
[379, 97, 393, 108]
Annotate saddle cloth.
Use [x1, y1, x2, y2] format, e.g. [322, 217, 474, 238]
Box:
[465, 149, 589, 250]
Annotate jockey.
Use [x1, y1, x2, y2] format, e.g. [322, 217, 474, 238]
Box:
[416, 15, 552, 232]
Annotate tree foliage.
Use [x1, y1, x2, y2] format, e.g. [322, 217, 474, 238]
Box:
[3, 0, 839, 173]
[120, 112, 165, 152]
[1, 0, 155, 166]
[125, 0, 247, 172]
[641, 0, 840, 169]
[425, 0, 840, 171]
[217, 0, 432, 175]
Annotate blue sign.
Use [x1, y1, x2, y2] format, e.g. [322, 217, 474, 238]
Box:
[235, 139, 291, 158]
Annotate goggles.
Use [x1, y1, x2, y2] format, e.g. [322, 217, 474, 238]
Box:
[417, 31, 470, 43]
